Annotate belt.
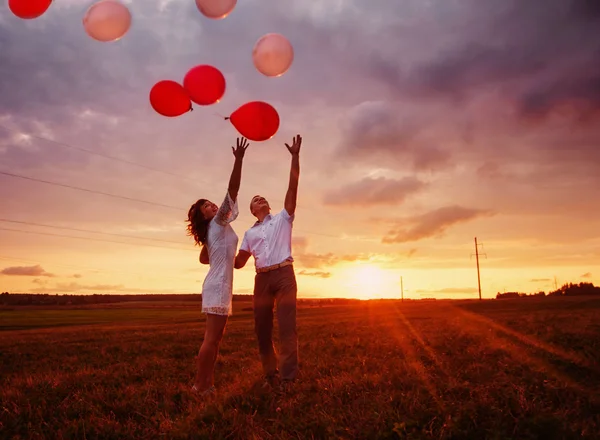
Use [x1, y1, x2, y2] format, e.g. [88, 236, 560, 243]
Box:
[256, 260, 293, 274]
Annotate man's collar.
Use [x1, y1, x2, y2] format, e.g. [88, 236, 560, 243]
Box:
[252, 213, 272, 227]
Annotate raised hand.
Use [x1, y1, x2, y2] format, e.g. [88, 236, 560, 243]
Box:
[232, 137, 250, 159]
[285, 134, 302, 156]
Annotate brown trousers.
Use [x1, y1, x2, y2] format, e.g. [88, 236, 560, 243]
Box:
[253, 264, 298, 381]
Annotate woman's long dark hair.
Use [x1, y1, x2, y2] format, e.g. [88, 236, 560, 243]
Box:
[186, 199, 210, 245]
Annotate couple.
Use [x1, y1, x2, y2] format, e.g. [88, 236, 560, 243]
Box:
[186, 134, 302, 396]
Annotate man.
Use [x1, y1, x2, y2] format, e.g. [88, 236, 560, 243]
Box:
[234, 134, 301, 390]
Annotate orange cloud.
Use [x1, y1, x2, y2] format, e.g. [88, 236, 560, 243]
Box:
[323, 176, 426, 206]
[0, 265, 55, 277]
[298, 270, 332, 279]
[382, 206, 494, 244]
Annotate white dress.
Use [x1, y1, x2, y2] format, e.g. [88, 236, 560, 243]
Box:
[201, 191, 239, 316]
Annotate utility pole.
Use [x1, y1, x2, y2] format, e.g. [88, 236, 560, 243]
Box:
[400, 276, 404, 302]
[471, 237, 487, 300]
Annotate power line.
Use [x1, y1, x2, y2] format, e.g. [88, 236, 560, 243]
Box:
[0, 123, 323, 216]
[0, 170, 343, 239]
[0, 170, 182, 210]
[0, 227, 196, 252]
[0, 218, 189, 245]
[0, 124, 209, 187]
[0, 124, 346, 240]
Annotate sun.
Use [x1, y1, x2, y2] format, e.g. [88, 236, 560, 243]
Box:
[341, 264, 397, 299]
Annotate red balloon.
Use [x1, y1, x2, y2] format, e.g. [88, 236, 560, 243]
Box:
[183, 65, 226, 106]
[8, 0, 52, 19]
[228, 101, 280, 142]
[149, 80, 192, 117]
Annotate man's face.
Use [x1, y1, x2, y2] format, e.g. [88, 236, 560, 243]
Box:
[250, 195, 270, 216]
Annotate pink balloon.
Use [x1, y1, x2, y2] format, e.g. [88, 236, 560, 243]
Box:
[195, 0, 236, 20]
[252, 33, 294, 77]
[83, 0, 132, 42]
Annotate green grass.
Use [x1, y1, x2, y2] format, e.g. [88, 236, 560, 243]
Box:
[1, 298, 599, 439]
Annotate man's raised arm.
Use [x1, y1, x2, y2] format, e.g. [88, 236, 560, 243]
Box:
[284, 134, 302, 216]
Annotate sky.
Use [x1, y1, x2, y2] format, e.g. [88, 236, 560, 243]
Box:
[1, 0, 599, 300]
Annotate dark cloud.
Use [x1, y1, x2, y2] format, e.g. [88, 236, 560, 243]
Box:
[298, 270, 331, 279]
[517, 71, 600, 122]
[323, 177, 426, 207]
[530, 278, 552, 282]
[581, 272, 592, 279]
[0, 264, 55, 277]
[382, 206, 494, 244]
[368, 0, 600, 115]
[331, 0, 600, 177]
[337, 101, 452, 171]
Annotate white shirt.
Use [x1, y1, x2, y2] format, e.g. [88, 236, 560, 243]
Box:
[201, 191, 239, 315]
[240, 208, 294, 269]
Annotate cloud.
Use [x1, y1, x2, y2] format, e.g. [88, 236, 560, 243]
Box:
[298, 270, 331, 279]
[370, 0, 600, 117]
[323, 176, 426, 206]
[581, 272, 592, 279]
[0, 265, 55, 277]
[338, 0, 600, 181]
[292, 236, 309, 254]
[337, 101, 452, 171]
[72, 274, 82, 279]
[530, 278, 551, 282]
[53, 282, 123, 292]
[29, 281, 185, 294]
[291, 236, 369, 269]
[295, 252, 369, 269]
[417, 287, 478, 295]
[382, 206, 494, 244]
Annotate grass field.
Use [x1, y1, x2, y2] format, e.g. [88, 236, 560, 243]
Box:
[1, 297, 599, 439]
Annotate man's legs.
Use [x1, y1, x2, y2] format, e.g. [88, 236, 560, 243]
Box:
[274, 265, 298, 381]
[253, 272, 278, 380]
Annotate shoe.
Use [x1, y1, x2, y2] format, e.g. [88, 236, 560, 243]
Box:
[260, 374, 280, 391]
[191, 384, 216, 397]
[279, 380, 295, 394]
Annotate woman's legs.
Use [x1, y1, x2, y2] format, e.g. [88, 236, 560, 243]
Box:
[194, 313, 228, 391]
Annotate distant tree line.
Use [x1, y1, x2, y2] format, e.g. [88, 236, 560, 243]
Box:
[0, 292, 361, 306]
[496, 282, 600, 299]
[0, 293, 204, 306]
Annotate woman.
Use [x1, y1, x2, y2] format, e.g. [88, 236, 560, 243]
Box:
[186, 137, 249, 396]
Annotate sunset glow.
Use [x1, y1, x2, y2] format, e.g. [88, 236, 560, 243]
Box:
[1, 0, 599, 299]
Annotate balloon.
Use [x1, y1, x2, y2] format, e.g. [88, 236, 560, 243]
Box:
[8, 0, 52, 19]
[83, 0, 132, 42]
[183, 65, 226, 106]
[252, 33, 294, 77]
[227, 101, 280, 142]
[195, 0, 236, 19]
[149, 81, 192, 117]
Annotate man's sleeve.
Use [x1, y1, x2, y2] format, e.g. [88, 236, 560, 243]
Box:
[280, 208, 295, 223]
[239, 231, 251, 253]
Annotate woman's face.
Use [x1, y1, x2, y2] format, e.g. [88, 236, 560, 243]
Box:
[199, 200, 218, 220]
